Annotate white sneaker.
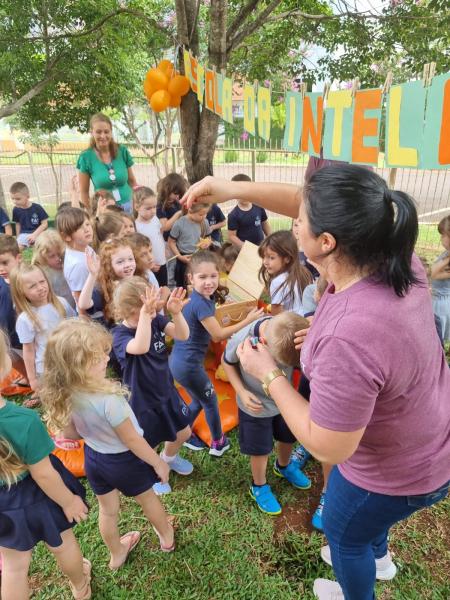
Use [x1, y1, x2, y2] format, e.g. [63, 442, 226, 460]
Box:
[320, 545, 397, 581]
[313, 578, 344, 599]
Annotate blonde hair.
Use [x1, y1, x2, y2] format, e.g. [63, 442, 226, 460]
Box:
[133, 186, 156, 217]
[265, 312, 310, 367]
[89, 113, 118, 159]
[41, 319, 127, 431]
[185, 202, 210, 237]
[0, 329, 25, 488]
[113, 276, 149, 321]
[10, 263, 66, 331]
[32, 229, 65, 268]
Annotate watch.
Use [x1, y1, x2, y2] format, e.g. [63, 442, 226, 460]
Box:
[261, 368, 286, 398]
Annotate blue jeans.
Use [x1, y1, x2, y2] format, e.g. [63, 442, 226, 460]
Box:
[169, 356, 223, 441]
[323, 467, 449, 600]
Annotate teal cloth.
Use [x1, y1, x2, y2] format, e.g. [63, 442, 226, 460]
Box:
[76, 145, 134, 205]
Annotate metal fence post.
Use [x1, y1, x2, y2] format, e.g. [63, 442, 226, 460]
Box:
[251, 149, 256, 181]
[171, 146, 177, 172]
[27, 150, 42, 203]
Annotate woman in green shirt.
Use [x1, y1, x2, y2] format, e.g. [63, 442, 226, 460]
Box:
[77, 113, 137, 213]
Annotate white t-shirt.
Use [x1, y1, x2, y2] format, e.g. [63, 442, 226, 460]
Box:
[71, 391, 143, 454]
[63, 247, 90, 296]
[16, 297, 76, 375]
[136, 217, 166, 266]
[146, 270, 160, 290]
[270, 272, 305, 316]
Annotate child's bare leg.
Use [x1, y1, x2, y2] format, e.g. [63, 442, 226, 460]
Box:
[97, 489, 131, 568]
[276, 442, 294, 467]
[47, 529, 87, 594]
[135, 488, 174, 548]
[163, 425, 191, 457]
[0, 546, 32, 600]
[250, 455, 269, 485]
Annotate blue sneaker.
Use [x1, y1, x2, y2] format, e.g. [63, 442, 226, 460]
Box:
[291, 444, 311, 470]
[273, 460, 311, 490]
[312, 492, 326, 531]
[209, 435, 230, 457]
[167, 454, 193, 475]
[183, 434, 207, 451]
[153, 481, 172, 495]
[249, 484, 282, 515]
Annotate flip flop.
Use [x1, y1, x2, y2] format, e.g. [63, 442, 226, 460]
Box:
[13, 377, 30, 387]
[152, 524, 176, 553]
[54, 438, 81, 450]
[109, 531, 141, 570]
[70, 558, 91, 600]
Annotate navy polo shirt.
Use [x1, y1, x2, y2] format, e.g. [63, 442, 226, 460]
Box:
[113, 315, 179, 413]
[157, 201, 181, 240]
[0, 278, 20, 348]
[170, 289, 215, 363]
[227, 204, 268, 245]
[12, 203, 48, 233]
[0, 208, 10, 233]
[206, 205, 225, 243]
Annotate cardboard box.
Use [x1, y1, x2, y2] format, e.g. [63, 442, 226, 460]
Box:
[215, 241, 265, 326]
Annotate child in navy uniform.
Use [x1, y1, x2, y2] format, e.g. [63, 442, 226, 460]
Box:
[10, 182, 48, 249]
[227, 174, 271, 247]
[222, 311, 311, 515]
[0, 207, 12, 236]
[0, 329, 90, 600]
[206, 204, 226, 246]
[41, 319, 175, 569]
[113, 278, 192, 495]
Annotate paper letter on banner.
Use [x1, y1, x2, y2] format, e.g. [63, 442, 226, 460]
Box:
[205, 69, 215, 112]
[283, 92, 302, 151]
[243, 84, 256, 136]
[222, 77, 233, 123]
[351, 89, 382, 165]
[323, 90, 353, 161]
[214, 72, 223, 117]
[422, 72, 450, 169]
[301, 93, 323, 156]
[385, 81, 426, 168]
[197, 63, 205, 105]
[189, 54, 198, 93]
[183, 49, 192, 82]
[257, 85, 271, 141]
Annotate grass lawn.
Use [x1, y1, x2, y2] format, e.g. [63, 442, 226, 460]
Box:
[19, 420, 449, 599]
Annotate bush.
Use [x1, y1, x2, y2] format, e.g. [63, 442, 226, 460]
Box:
[224, 150, 239, 163]
[256, 151, 267, 163]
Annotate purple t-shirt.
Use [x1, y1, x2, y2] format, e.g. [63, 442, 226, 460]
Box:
[300, 259, 450, 495]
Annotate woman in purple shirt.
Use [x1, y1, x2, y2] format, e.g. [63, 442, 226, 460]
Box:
[181, 166, 450, 600]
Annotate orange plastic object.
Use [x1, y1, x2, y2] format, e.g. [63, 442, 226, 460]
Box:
[0, 368, 32, 396]
[176, 369, 238, 446]
[53, 440, 85, 478]
[158, 59, 175, 79]
[168, 75, 191, 97]
[168, 94, 182, 108]
[150, 89, 171, 112]
[146, 68, 169, 91]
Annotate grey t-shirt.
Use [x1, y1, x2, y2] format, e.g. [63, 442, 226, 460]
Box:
[169, 215, 211, 254]
[224, 317, 292, 418]
[302, 283, 318, 316]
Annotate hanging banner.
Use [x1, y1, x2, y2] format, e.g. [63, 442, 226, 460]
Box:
[222, 76, 233, 123]
[283, 92, 303, 152]
[421, 73, 450, 169]
[214, 72, 223, 117]
[301, 93, 323, 157]
[204, 69, 215, 112]
[258, 85, 271, 141]
[323, 90, 353, 162]
[351, 89, 382, 166]
[243, 83, 256, 136]
[197, 63, 205, 105]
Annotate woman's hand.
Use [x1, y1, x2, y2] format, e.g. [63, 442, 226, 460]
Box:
[294, 326, 310, 351]
[181, 176, 235, 209]
[166, 287, 186, 315]
[140, 286, 158, 318]
[240, 389, 264, 414]
[85, 248, 100, 277]
[237, 338, 277, 382]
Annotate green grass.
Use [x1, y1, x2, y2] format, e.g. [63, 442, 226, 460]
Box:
[13, 419, 447, 599]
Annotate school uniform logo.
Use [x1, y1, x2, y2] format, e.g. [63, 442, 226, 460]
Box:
[153, 331, 166, 354]
[255, 217, 261, 226]
[31, 213, 40, 225]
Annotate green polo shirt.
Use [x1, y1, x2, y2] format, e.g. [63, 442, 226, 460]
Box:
[76, 145, 134, 205]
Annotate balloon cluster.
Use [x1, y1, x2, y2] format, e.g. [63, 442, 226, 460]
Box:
[144, 60, 191, 112]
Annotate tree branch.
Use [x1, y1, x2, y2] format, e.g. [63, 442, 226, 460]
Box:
[189, 0, 202, 44]
[227, 0, 261, 40]
[0, 74, 54, 119]
[266, 7, 442, 24]
[227, 0, 284, 53]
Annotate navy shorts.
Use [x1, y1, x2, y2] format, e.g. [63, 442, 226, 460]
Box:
[238, 408, 296, 456]
[84, 445, 158, 497]
[135, 389, 191, 448]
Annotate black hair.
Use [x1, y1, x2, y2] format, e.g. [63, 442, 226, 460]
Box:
[304, 165, 419, 297]
[231, 173, 251, 182]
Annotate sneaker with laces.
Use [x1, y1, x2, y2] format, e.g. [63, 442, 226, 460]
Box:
[320, 545, 397, 580]
[312, 491, 326, 530]
[183, 434, 207, 451]
[249, 484, 282, 515]
[209, 435, 230, 457]
[313, 578, 344, 599]
[153, 481, 172, 495]
[273, 460, 311, 490]
[166, 454, 193, 475]
[291, 444, 311, 470]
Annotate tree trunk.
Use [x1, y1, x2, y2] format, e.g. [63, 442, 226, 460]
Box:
[176, 0, 227, 183]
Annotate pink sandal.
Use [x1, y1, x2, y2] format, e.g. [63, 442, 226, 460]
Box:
[54, 438, 81, 450]
[70, 558, 91, 600]
[109, 531, 141, 570]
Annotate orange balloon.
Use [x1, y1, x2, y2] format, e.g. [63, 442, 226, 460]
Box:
[146, 68, 169, 91]
[150, 89, 171, 112]
[168, 94, 181, 108]
[158, 59, 175, 79]
[143, 78, 156, 100]
[168, 75, 190, 97]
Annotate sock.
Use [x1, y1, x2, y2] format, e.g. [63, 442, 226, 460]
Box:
[252, 481, 266, 488]
[161, 451, 176, 464]
[276, 460, 289, 470]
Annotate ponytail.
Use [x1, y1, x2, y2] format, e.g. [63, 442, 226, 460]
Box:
[383, 190, 419, 296]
